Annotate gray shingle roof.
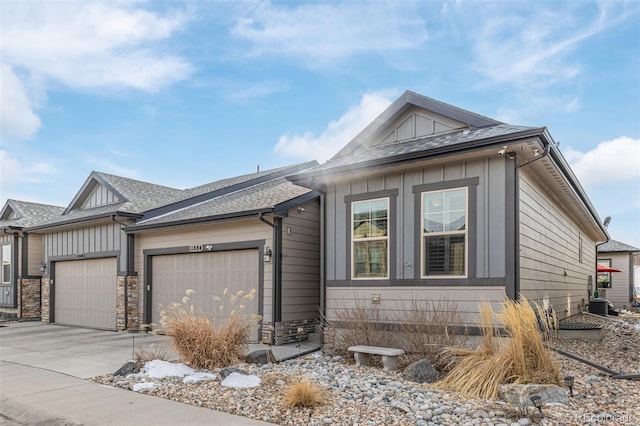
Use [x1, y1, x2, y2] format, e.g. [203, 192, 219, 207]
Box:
[132, 178, 312, 228]
[305, 124, 536, 174]
[0, 200, 65, 229]
[598, 239, 640, 253]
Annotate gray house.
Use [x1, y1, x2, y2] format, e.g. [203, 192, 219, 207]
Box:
[25, 162, 320, 343]
[289, 91, 608, 336]
[597, 239, 640, 308]
[0, 200, 64, 320]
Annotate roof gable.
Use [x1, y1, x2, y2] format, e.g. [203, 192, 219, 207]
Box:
[333, 90, 502, 160]
[598, 239, 640, 253]
[0, 199, 65, 229]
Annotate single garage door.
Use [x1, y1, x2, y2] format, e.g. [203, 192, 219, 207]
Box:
[151, 249, 260, 341]
[54, 257, 117, 330]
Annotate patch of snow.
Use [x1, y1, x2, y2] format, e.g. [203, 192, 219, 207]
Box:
[133, 382, 156, 392]
[143, 359, 196, 379]
[183, 372, 217, 384]
[221, 372, 261, 388]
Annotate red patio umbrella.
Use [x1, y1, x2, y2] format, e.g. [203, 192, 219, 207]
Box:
[597, 264, 621, 273]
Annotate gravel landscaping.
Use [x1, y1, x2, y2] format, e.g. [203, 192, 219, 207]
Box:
[91, 312, 640, 426]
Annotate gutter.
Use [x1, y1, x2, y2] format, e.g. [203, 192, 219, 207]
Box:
[26, 211, 141, 232]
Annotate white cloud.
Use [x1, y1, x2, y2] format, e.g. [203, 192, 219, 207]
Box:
[564, 137, 640, 187]
[0, 150, 57, 188]
[274, 90, 395, 162]
[442, 2, 630, 90]
[231, 2, 427, 67]
[0, 2, 192, 140]
[0, 65, 41, 140]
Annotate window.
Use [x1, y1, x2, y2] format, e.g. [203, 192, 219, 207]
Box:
[421, 188, 467, 277]
[1, 244, 11, 284]
[597, 259, 611, 289]
[352, 198, 389, 279]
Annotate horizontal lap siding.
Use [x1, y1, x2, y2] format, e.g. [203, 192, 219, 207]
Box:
[519, 169, 596, 318]
[598, 253, 633, 307]
[27, 234, 43, 276]
[135, 219, 272, 324]
[281, 199, 321, 321]
[326, 287, 506, 327]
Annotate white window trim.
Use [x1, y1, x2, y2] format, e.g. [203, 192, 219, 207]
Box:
[420, 187, 468, 279]
[351, 197, 390, 280]
[1, 244, 11, 285]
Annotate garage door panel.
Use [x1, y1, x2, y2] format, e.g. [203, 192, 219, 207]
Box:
[55, 258, 117, 330]
[152, 249, 259, 341]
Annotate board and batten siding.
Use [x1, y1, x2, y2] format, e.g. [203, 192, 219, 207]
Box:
[324, 157, 510, 324]
[518, 168, 596, 319]
[135, 218, 273, 325]
[281, 199, 321, 322]
[27, 233, 44, 276]
[43, 222, 126, 270]
[598, 253, 634, 307]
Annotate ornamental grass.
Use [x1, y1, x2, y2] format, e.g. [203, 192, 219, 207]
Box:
[435, 296, 560, 399]
[159, 288, 260, 370]
[283, 379, 326, 408]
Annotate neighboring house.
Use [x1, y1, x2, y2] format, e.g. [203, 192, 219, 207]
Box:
[289, 91, 608, 338]
[126, 175, 321, 344]
[24, 162, 319, 344]
[597, 239, 640, 308]
[0, 200, 64, 320]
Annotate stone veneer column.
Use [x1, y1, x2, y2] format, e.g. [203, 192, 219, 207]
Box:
[126, 276, 139, 330]
[19, 278, 42, 319]
[41, 277, 51, 323]
[116, 276, 126, 331]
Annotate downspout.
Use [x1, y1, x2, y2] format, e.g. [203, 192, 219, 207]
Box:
[513, 142, 551, 300]
[320, 193, 326, 321]
[259, 213, 282, 326]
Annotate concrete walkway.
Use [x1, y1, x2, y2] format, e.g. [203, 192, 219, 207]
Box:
[0, 321, 321, 425]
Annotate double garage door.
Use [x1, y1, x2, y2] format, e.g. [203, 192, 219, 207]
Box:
[54, 257, 117, 330]
[150, 249, 260, 341]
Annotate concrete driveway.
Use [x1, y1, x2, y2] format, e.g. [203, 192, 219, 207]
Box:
[0, 321, 281, 426]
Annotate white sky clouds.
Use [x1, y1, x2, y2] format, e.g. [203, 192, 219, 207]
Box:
[274, 91, 395, 162]
[0, 65, 41, 140]
[231, 2, 427, 67]
[565, 137, 640, 187]
[0, 2, 191, 141]
[0, 150, 57, 187]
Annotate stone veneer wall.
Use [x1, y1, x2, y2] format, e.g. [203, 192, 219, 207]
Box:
[41, 277, 51, 323]
[261, 318, 319, 346]
[19, 278, 41, 319]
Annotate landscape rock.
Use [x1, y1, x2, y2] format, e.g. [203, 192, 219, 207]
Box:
[499, 383, 569, 408]
[113, 361, 137, 376]
[245, 349, 277, 365]
[218, 366, 248, 380]
[402, 359, 438, 384]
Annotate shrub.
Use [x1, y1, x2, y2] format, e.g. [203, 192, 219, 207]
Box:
[134, 344, 171, 370]
[283, 379, 326, 408]
[159, 288, 260, 370]
[323, 295, 467, 370]
[435, 296, 561, 399]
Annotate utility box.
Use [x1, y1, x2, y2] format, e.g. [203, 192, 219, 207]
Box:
[589, 299, 608, 316]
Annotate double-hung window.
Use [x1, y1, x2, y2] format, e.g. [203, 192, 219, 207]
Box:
[421, 188, 467, 277]
[1, 244, 11, 285]
[352, 198, 389, 279]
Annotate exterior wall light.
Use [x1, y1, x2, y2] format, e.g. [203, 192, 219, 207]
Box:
[263, 246, 272, 263]
[39, 262, 47, 273]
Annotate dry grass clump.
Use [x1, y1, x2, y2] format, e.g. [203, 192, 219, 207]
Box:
[159, 288, 260, 370]
[134, 345, 171, 370]
[435, 296, 561, 399]
[283, 379, 326, 408]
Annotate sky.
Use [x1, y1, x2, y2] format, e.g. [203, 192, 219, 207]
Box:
[1, 0, 639, 247]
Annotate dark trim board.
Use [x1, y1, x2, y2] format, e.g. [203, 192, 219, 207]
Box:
[143, 240, 266, 331]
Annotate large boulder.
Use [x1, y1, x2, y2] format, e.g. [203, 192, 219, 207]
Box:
[114, 361, 138, 376]
[402, 359, 438, 384]
[499, 384, 569, 408]
[245, 349, 277, 365]
[218, 366, 248, 381]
